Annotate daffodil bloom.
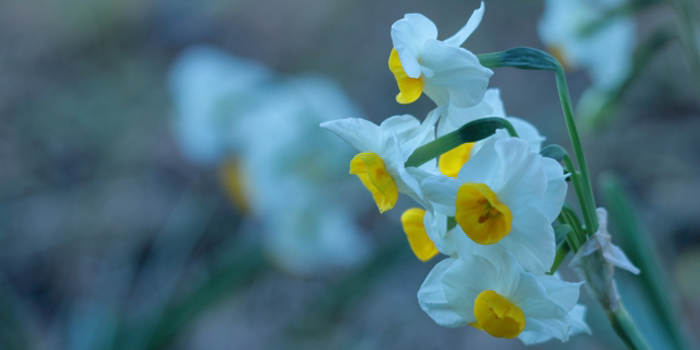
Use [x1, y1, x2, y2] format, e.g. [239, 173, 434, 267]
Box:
[422, 130, 567, 273]
[538, 0, 635, 90]
[418, 253, 587, 344]
[389, 2, 493, 107]
[321, 112, 438, 213]
[436, 88, 545, 178]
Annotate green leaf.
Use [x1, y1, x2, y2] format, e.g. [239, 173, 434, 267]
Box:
[405, 117, 517, 168]
[554, 224, 572, 244]
[478, 47, 559, 71]
[540, 144, 569, 162]
[601, 172, 691, 350]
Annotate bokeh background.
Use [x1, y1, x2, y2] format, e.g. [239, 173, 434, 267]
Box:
[1, 0, 699, 349]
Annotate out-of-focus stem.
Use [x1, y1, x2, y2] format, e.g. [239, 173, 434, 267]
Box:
[607, 304, 653, 350]
[667, 0, 700, 95]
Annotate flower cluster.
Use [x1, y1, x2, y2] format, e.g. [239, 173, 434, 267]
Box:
[322, 3, 591, 344]
[170, 46, 373, 275]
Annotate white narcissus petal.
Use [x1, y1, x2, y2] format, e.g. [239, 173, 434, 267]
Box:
[443, 1, 485, 47]
[438, 88, 501, 136]
[421, 175, 461, 216]
[569, 304, 592, 336]
[379, 114, 422, 143]
[500, 206, 557, 273]
[521, 317, 570, 343]
[420, 39, 493, 108]
[319, 118, 382, 153]
[530, 157, 568, 222]
[493, 137, 547, 199]
[395, 109, 441, 156]
[394, 134, 423, 199]
[456, 130, 504, 184]
[441, 256, 496, 323]
[506, 117, 545, 153]
[536, 274, 583, 312]
[417, 258, 467, 327]
[391, 14, 438, 78]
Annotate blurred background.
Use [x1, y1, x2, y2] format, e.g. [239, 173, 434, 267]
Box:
[0, 0, 699, 349]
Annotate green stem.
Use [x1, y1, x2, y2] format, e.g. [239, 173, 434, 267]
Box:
[667, 0, 700, 95]
[562, 156, 596, 236]
[607, 304, 653, 350]
[553, 66, 599, 234]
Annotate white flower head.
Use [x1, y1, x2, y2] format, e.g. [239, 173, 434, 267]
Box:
[389, 2, 493, 107]
[320, 111, 438, 212]
[569, 207, 640, 311]
[418, 254, 585, 343]
[538, 0, 635, 90]
[422, 130, 567, 273]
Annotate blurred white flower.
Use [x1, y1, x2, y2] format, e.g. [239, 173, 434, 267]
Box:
[169, 46, 374, 275]
[389, 2, 493, 107]
[168, 46, 272, 164]
[538, 0, 635, 90]
[418, 253, 586, 343]
[422, 130, 567, 273]
[265, 178, 372, 275]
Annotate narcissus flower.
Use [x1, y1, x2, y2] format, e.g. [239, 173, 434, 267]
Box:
[422, 130, 567, 273]
[418, 254, 587, 344]
[389, 2, 493, 107]
[321, 112, 438, 213]
[538, 0, 635, 90]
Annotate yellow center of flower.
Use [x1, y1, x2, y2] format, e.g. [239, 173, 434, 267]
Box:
[438, 143, 475, 178]
[219, 158, 250, 214]
[455, 183, 513, 245]
[350, 152, 398, 213]
[471, 290, 526, 339]
[400, 208, 439, 261]
[388, 49, 424, 104]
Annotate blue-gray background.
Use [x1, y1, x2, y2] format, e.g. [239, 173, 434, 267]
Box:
[0, 0, 698, 349]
